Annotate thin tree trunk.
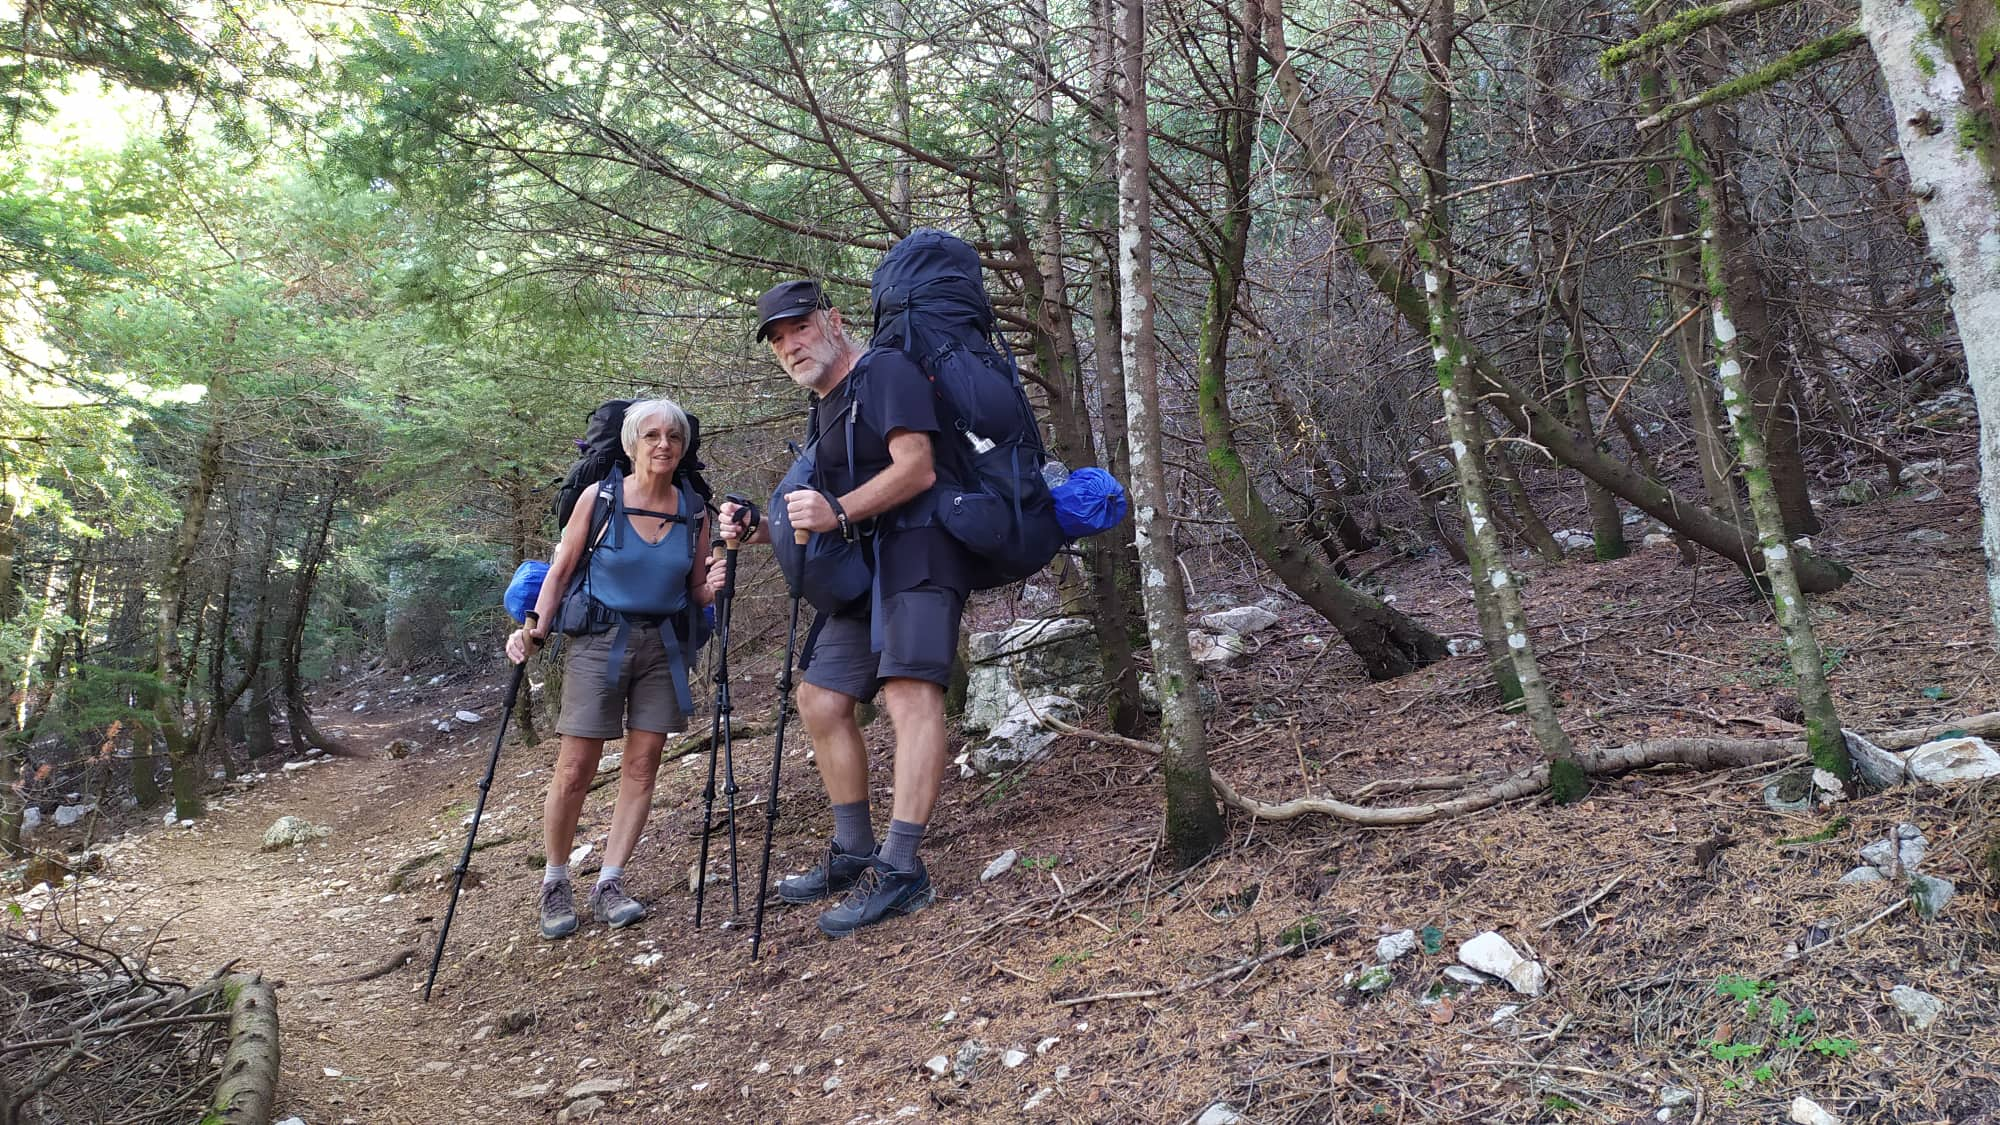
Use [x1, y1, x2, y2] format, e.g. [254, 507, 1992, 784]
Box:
[282, 489, 346, 756]
[1685, 130, 1851, 788]
[1857, 0, 2000, 643]
[156, 369, 231, 820]
[1087, 0, 1147, 736]
[1194, 0, 1446, 680]
[1558, 293, 1628, 559]
[1262, 3, 1851, 592]
[1412, 0, 1580, 796]
[1114, 0, 1224, 865]
[1635, 18, 1738, 515]
[1693, 107, 1819, 536]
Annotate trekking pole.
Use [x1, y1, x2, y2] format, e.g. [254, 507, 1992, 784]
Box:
[697, 500, 758, 926]
[424, 633, 530, 1002]
[694, 533, 728, 928]
[749, 522, 811, 960]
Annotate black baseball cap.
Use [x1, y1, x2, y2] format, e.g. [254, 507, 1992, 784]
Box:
[753, 279, 834, 342]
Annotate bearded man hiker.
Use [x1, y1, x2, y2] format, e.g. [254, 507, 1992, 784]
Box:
[718, 279, 973, 938]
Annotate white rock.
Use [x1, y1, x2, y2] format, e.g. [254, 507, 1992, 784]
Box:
[1860, 826, 1926, 873]
[1659, 1086, 1695, 1108]
[1489, 1004, 1522, 1024]
[1446, 636, 1483, 656]
[1199, 606, 1280, 635]
[982, 850, 1020, 882]
[1375, 929, 1419, 963]
[1023, 1088, 1053, 1111]
[1910, 874, 1955, 918]
[261, 816, 330, 851]
[1642, 532, 1673, 550]
[512, 1082, 555, 1099]
[968, 695, 1081, 775]
[275, 1118, 307, 1125]
[19, 807, 40, 833]
[1442, 965, 1489, 986]
[1458, 931, 1544, 996]
[822, 1076, 840, 1092]
[1554, 529, 1594, 551]
[1789, 1095, 1840, 1125]
[1845, 730, 1906, 790]
[1187, 631, 1250, 667]
[923, 1056, 951, 1078]
[1838, 866, 1885, 885]
[1196, 1105, 1245, 1125]
[1902, 736, 2000, 783]
[281, 759, 318, 773]
[1036, 1036, 1060, 1055]
[456, 710, 483, 723]
[1888, 985, 1942, 1029]
[564, 1077, 628, 1101]
[1002, 1048, 1029, 1068]
[52, 803, 96, 828]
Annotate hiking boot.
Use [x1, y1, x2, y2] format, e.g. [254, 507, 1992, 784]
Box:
[816, 856, 934, 939]
[539, 879, 578, 940]
[775, 841, 872, 905]
[588, 876, 646, 928]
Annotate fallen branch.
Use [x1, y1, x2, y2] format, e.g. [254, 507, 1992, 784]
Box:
[1538, 874, 1626, 930]
[208, 974, 280, 1125]
[1045, 713, 2000, 826]
[314, 946, 415, 985]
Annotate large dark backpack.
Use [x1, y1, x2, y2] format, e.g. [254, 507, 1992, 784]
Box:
[552, 400, 712, 531]
[870, 228, 1064, 588]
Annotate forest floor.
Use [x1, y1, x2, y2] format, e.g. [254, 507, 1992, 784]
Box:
[17, 447, 2000, 1124]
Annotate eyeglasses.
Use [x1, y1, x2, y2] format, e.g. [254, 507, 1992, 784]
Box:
[639, 430, 685, 447]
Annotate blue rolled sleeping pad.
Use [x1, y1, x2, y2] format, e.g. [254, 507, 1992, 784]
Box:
[505, 560, 549, 623]
[1050, 467, 1128, 538]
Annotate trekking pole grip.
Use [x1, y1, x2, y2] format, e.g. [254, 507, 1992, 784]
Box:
[793, 529, 810, 545]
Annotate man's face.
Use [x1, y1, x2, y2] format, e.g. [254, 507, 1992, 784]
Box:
[766, 310, 843, 392]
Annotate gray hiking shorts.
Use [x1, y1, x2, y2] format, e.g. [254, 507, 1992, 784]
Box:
[802, 583, 965, 702]
[557, 626, 688, 740]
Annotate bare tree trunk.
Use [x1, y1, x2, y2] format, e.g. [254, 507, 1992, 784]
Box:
[1693, 107, 1819, 537]
[1685, 130, 1851, 788]
[1194, 0, 1447, 680]
[1413, 0, 1580, 797]
[888, 0, 913, 231]
[1114, 0, 1224, 866]
[282, 489, 346, 756]
[1262, 2, 1851, 592]
[1858, 0, 2000, 643]
[157, 370, 231, 820]
[1635, 26, 1738, 515]
[1087, 0, 1147, 736]
[1557, 293, 1628, 560]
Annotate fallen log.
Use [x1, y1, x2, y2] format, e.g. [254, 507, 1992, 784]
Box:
[1047, 712, 2000, 826]
[208, 973, 279, 1125]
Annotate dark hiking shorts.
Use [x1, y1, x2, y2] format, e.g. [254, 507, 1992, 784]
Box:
[557, 626, 687, 739]
[802, 583, 965, 702]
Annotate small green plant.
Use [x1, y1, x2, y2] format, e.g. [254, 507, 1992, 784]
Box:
[1049, 950, 1094, 970]
[982, 776, 1022, 806]
[1017, 854, 1058, 872]
[1700, 973, 1856, 1089]
[1540, 1093, 1580, 1114]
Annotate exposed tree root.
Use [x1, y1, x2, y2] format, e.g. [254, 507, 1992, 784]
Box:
[313, 946, 415, 986]
[1048, 712, 2000, 826]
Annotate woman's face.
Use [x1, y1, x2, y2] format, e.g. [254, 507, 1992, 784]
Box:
[630, 418, 685, 480]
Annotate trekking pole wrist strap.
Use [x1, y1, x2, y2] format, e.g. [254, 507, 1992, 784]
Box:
[825, 492, 855, 542]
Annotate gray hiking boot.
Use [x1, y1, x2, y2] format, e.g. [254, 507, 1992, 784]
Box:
[539, 879, 578, 940]
[816, 856, 935, 939]
[776, 841, 873, 905]
[588, 876, 646, 928]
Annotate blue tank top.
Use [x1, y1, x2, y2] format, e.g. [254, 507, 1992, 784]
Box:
[585, 478, 694, 618]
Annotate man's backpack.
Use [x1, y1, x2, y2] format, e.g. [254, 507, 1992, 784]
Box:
[551, 400, 712, 531]
[870, 228, 1065, 588]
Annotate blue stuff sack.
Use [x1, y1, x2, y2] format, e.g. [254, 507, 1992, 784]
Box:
[1051, 468, 1128, 538]
[505, 560, 549, 623]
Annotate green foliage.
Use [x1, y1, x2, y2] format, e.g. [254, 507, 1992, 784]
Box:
[1778, 816, 1850, 846]
[1700, 974, 1857, 1089]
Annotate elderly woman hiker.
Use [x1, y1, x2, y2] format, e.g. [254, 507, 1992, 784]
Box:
[507, 397, 727, 939]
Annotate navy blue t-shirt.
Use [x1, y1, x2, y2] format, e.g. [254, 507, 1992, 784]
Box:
[807, 348, 973, 599]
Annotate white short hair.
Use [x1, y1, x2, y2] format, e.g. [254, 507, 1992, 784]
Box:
[621, 398, 690, 460]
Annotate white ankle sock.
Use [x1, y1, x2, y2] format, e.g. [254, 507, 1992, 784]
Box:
[543, 862, 569, 885]
[597, 864, 624, 887]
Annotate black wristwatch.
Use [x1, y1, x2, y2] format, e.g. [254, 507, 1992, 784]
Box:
[825, 493, 855, 542]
